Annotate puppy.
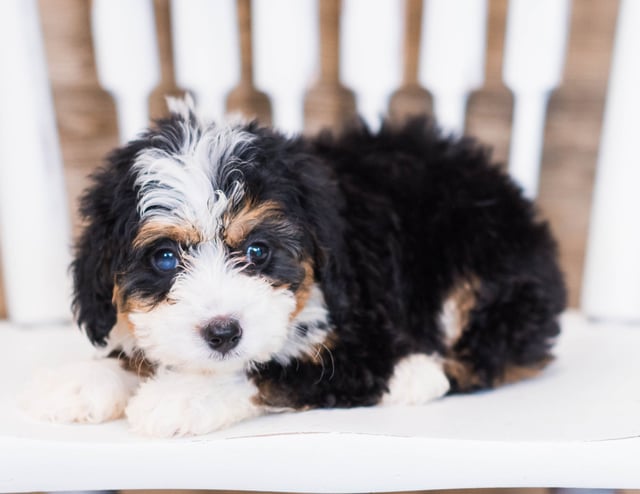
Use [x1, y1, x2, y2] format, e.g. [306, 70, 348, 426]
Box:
[22, 100, 566, 437]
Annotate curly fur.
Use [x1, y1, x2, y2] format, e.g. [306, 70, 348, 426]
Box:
[56, 106, 566, 435]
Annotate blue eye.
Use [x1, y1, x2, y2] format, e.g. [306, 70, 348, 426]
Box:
[245, 243, 270, 265]
[151, 248, 179, 272]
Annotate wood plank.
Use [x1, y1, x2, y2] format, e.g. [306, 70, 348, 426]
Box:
[0, 0, 622, 315]
[37, 0, 119, 238]
[149, 0, 185, 120]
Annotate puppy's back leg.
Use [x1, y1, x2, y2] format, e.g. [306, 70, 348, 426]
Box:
[441, 276, 563, 393]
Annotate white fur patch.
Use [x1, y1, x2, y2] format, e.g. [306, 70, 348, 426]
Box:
[125, 369, 261, 437]
[277, 283, 332, 364]
[439, 296, 462, 346]
[166, 93, 198, 121]
[381, 354, 450, 406]
[128, 241, 297, 373]
[133, 119, 252, 239]
[20, 359, 139, 424]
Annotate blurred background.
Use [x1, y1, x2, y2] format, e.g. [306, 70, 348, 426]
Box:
[0, 0, 623, 318]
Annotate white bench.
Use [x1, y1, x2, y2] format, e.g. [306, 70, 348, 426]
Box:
[1, 312, 640, 492]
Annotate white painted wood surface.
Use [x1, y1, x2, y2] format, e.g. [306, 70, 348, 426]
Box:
[170, 0, 238, 122]
[341, 0, 403, 131]
[581, 0, 640, 323]
[503, 0, 571, 199]
[419, 0, 488, 135]
[92, 0, 160, 142]
[0, 0, 72, 324]
[2, 312, 640, 492]
[254, 0, 317, 134]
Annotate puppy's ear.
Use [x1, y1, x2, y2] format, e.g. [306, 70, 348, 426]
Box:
[72, 147, 140, 346]
[294, 155, 350, 298]
[72, 210, 119, 346]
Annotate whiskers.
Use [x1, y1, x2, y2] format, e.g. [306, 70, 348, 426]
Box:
[312, 342, 335, 385]
[109, 347, 157, 378]
[207, 348, 241, 363]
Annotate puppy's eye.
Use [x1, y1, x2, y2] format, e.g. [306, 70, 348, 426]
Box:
[245, 243, 270, 265]
[151, 248, 179, 273]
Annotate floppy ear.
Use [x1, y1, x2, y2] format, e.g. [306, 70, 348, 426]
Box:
[72, 208, 119, 346]
[291, 153, 354, 316]
[72, 146, 140, 346]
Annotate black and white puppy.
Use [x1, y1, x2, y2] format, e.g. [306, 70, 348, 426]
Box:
[22, 99, 566, 436]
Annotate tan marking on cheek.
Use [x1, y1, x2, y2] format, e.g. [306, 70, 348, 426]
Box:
[124, 296, 159, 314]
[109, 287, 156, 377]
[133, 221, 202, 249]
[112, 283, 125, 308]
[441, 276, 480, 347]
[223, 199, 282, 248]
[113, 283, 157, 315]
[113, 284, 157, 340]
[116, 310, 135, 333]
[289, 260, 315, 322]
[112, 285, 134, 334]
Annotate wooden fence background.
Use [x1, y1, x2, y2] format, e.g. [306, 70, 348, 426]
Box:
[0, 0, 620, 318]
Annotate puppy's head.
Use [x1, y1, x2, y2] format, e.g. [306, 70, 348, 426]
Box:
[72, 103, 337, 373]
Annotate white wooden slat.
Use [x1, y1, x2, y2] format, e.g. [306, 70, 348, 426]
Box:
[341, 0, 403, 131]
[170, 0, 239, 122]
[253, 0, 316, 135]
[0, 0, 72, 323]
[503, 0, 571, 199]
[419, 0, 488, 135]
[92, 0, 160, 143]
[507, 93, 550, 199]
[581, 0, 640, 323]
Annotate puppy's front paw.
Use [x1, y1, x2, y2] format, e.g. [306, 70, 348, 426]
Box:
[125, 372, 261, 437]
[20, 359, 139, 424]
[382, 353, 450, 406]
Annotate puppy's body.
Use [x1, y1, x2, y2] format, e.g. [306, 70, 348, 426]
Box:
[253, 123, 566, 409]
[23, 105, 566, 436]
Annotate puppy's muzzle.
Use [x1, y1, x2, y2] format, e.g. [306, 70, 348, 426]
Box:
[201, 317, 243, 354]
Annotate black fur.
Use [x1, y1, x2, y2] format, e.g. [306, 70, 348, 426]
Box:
[72, 142, 141, 345]
[73, 115, 566, 409]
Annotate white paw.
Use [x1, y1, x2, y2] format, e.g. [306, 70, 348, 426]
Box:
[382, 354, 450, 406]
[20, 359, 139, 424]
[125, 371, 261, 437]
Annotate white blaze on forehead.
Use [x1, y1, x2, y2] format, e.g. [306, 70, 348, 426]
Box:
[133, 121, 255, 238]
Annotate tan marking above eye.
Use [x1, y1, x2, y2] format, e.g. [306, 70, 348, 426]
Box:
[133, 221, 203, 249]
[223, 199, 283, 248]
[112, 282, 163, 314]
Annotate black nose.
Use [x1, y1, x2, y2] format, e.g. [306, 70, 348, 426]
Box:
[201, 317, 243, 354]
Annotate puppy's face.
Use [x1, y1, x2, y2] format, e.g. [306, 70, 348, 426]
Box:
[75, 111, 332, 373]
